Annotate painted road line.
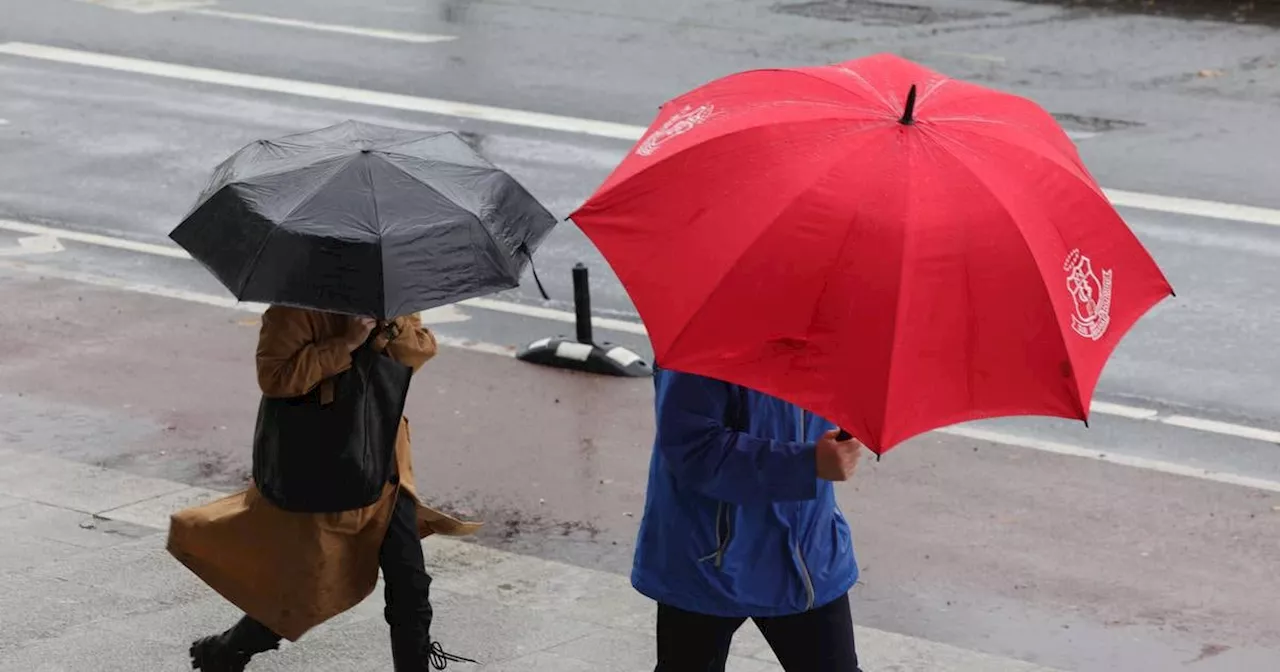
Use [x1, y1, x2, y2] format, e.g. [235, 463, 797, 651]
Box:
[0, 218, 649, 335]
[1089, 400, 1159, 420]
[464, 295, 648, 335]
[1103, 189, 1280, 228]
[0, 43, 642, 141]
[186, 8, 457, 44]
[0, 219, 189, 259]
[3, 258, 1279, 497]
[75, 0, 215, 12]
[0, 235, 65, 256]
[941, 426, 1280, 494]
[4, 42, 1280, 227]
[1161, 415, 1280, 445]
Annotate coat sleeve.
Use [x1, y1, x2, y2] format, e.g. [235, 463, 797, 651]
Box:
[379, 313, 437, 373]
[654, 370, 818, 505]
[256, 307, 354, 398]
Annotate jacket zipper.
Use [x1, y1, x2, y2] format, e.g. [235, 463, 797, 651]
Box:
[699, 502, 735, 568]
[714, 502, 733, 568]
[795, 543, 816, 611]
[795, 409, 815, 610]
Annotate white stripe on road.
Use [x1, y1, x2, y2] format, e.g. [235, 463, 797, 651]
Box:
[1160, 415, 1280, 445]
[2, 258, 1278, 497]
[0, 219, 191, 259]
[1, 216, 1276, 446]
[0, 42, 643, 141]
[0, 218, 650, 335]
[1088, 400, 1159, 420]
[1102, 189, 1280, 228]
[3, 41, 1279, 227]
[464, 295, 648, 335]
[941, 426, 1280, 494]
[186, 9, 457, 44]
[74, 0, 215, 12]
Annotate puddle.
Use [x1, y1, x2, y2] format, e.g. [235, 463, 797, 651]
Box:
[1051, 112, 1144, 135]
[773, 0, 1004, 25]
[1017, 0, 1280, 26]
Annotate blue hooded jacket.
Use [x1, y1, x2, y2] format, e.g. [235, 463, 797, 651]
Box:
[631, 369, 858, 617]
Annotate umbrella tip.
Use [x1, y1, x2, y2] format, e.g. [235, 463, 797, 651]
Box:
[900, 84, 918, 125]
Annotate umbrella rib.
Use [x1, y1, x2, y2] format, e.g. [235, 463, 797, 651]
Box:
[936, 122, 1096, 194]
[659, 130, 888, 360]
[375, 156, 518, 281]
[365, 157, 387, 319]
[930, 138, 1086, 419]
[578, 115, 887, 215]
[233, 155, 360, 299]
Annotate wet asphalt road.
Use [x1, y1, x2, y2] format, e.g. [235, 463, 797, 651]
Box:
[1, 0, 1279, 669]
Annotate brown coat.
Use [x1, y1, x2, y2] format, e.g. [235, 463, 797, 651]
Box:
[167, 307, 481, 641]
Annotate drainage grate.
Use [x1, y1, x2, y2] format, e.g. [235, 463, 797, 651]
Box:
[772, 0, 999, 25]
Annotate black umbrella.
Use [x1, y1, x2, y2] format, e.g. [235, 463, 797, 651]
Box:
[171, 120, 558, 319]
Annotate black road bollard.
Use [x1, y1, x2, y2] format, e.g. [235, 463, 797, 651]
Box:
[516, 263, 651, 377]
[573, 263, 593, 345]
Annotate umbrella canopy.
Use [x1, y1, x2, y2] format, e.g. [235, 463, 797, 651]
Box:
[571, 54, 1173, 454]
[172, 120, 558, 319]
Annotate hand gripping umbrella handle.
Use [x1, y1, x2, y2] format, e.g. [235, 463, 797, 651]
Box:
[834, 429, 881, 461]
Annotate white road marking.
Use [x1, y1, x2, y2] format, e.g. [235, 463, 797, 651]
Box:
[0, 119, 10, 125]
[1089, 400, 1159, 420]
[0, 218, 189, 259]
[1103, 189, 1280, 228]
[0, 218, 649, 335]
[420, 304, 472, 325]
[1161, 415, 1280, 445]
[0, 43, 641, 141]
[77, 0, 455, 44]
[941, 426, 1280, 494]
[75, 0, 215, 13]
[463, 296, 648, 335]
[1, 216, 1277, 447]
[0, 235, 65, 256]
[2, 257, 1274, 498]
[4, 43, 1277, 226]
[186, 9, 457, 44]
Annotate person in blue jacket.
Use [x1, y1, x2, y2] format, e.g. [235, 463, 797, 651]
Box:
[633, 368, 866, 672]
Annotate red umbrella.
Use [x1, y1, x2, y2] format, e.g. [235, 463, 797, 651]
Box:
[571, 54, 1173, 455]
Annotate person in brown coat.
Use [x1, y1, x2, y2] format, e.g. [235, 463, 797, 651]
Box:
[167, 306, 482, 672]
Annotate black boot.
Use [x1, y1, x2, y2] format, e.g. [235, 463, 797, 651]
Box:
[390, 624, 475, 671]
[190, 617, 281, 672]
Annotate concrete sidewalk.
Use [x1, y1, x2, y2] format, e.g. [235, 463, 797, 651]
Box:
[0, 446, 1063, 672]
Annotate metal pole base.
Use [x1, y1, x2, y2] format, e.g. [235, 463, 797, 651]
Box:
[516, 336, 652, 377]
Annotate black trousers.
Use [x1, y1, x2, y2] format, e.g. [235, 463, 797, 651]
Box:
[380, 490, 435, 635]
[231, 491, 433, 654]
[655, 594, 862, 672]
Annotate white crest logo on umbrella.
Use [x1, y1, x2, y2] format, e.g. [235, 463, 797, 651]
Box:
[1064, 248, 1113, 341]
[636, 104, 715, 157]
